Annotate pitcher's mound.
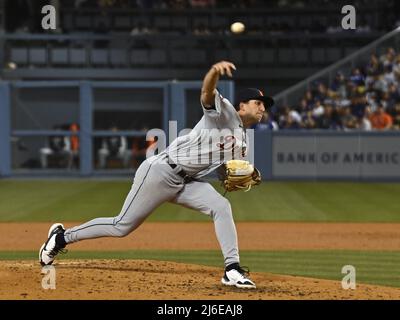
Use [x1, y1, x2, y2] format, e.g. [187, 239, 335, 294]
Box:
[1, 259, 400, 300]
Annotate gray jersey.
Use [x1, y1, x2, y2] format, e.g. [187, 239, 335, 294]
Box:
[61, 92, 243, 270]
[165, 91, 248, 178]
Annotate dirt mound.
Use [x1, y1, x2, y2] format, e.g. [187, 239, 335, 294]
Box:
[1, 259, 400, 300]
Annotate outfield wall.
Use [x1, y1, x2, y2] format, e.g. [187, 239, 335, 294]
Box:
[255, 131, 400, 181]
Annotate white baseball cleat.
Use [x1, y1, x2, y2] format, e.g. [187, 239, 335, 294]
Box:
[221, 263, 256, 289]
[39, 223, 67, 266]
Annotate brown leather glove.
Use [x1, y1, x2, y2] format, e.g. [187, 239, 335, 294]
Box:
[222, 160, 262, 192]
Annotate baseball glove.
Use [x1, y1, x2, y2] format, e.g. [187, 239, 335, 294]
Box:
[222, 160, 262, 192]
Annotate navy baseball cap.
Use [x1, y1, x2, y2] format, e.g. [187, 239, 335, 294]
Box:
[234, 88, 274, 110]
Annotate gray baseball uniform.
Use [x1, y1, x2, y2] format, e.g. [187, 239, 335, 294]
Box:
[64, 91, 248, 267]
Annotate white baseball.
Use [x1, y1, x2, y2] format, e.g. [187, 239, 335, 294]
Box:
[230, 22, 245, 34]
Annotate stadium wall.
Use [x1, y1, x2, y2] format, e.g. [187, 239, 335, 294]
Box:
[0, 80, 399, 181]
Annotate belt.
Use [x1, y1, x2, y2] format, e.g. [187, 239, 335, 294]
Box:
[166, 157, 194, 183]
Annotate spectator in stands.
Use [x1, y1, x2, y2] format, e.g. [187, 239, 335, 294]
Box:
[349, 68, 365, 87]
[311, 99, 324, 118]
[253, 112, 279, 131]
[368, 73, 388, 97]
[271, 48, 400, 132]
[351, 94, 368, 119]
[340, 106, 359, 130]
[98, 125, 131, 169]
[329, 71, 347, 99]
[387, 103, 400, 129]
[39, 125, 74, 169]
[299, 110, 315, 129]
[69, 123, 80, 169]
[385, 83, 400, 109]
[278, 105, 289, 125]
[365, 92, 377, 112]
[278, 106, 301, 130]
[392, 54, 400, 80]
[366, 54, 383, 79]
[313, 82, 328, 101]
[369, 104, 393, 130]
[316, 104, 338, 129]
[380, 47, 396, 69]
[297, 98, 312, 114]
[365, 54, 383, 91]
[359, 106, 372, 131]
[303, 89, 314, 107]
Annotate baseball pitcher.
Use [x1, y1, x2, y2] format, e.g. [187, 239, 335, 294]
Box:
[39, 61, 274, 289]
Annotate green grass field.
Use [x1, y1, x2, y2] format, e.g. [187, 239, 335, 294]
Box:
[0, 180, 400, 222]
[1, 179, 400, 289]
[1, 250, 399, 288]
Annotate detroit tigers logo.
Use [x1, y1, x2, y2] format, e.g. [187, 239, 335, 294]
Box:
[217, 135, 236, 150]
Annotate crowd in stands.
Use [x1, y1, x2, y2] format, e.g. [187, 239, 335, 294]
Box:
[256, 47, 400, 131]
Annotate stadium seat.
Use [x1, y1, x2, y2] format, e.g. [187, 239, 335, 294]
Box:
[293, 48, 308, 64]
[311, 48, 325, 64]
[149, 49, 167, 65]
[215, 49, 229, 62]
[278, 48, 293, 64]
[261, 49, 275, 64]
[187, 49, 206, 65]
[154, 16, 171, 30]
[10, 48, 28, 66]
[326, 48, 342, 63]
[246, 49, 260, 66]
[70, 48, 87, 65]
[171, 49, 188, 65]
[51, 48, 69, 65]
[192, 16, 209, 29]
[91, 49, 108, 66]
[29, 48, 47, 65]
[93, 16, 110, 30]
[114, 16, 131, 30]
[75, 15, 92, 30]
[210, 16, 227, 30]
[110, 49, 127, 67]
[130, 49, 150, 65]
[248, 17, 263, 29]
[231, 49, 244, 64]
[171, 16, 188, 30]
[63, 13, 74, 32]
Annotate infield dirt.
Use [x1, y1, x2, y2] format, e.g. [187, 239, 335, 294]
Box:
[2, 222, 400, 251]
[1, 222, 400, 299]
[1, 259, 400, 300]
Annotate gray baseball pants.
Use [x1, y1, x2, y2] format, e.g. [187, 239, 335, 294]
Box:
[63, 155, 239, 267]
